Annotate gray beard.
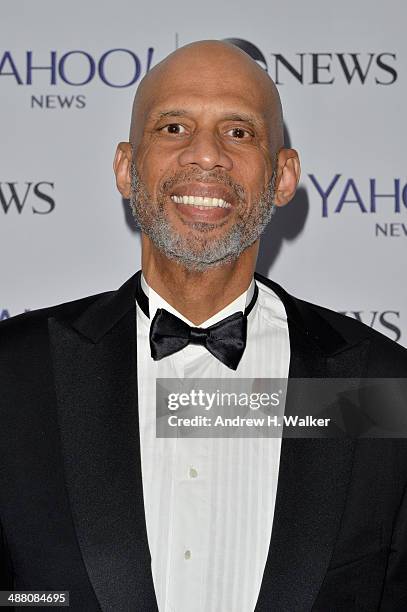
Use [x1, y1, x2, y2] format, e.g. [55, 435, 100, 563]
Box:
[129, 162, 277, 272]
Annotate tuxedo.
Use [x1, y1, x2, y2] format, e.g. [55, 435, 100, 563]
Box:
[0, 271, 407, 611]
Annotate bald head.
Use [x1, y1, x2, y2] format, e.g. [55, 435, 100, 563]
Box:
[129, 40, 283, 154]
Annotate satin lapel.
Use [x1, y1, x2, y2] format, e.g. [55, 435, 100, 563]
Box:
[48, 276, 158, 612]
[253, 273, 365, 612]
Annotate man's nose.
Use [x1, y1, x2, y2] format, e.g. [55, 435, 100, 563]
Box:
[178, 130, 233, 171]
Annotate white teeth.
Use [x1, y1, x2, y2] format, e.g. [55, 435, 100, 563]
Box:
[170, 195, 231, 208]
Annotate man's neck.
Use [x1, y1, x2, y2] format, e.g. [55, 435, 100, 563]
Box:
[141, 238, 258, 326]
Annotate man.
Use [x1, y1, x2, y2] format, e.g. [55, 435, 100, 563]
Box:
[1, 40, 407, 611]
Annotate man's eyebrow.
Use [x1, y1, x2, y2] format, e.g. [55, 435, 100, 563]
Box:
[153, 109, 190, 120]
[220, 113, 260, 128]
[151, 109, 260, 128]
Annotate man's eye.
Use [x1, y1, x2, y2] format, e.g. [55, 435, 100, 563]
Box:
[161, 123, 186, 135]
[227, 127, 252, 139]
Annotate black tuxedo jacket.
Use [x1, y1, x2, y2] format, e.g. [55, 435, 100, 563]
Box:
[1, 271, 407, 611]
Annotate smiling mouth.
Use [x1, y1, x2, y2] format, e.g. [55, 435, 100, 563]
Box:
[170, 195, 232, 209]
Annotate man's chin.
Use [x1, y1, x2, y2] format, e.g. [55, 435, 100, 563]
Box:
[149, 234, 247, 272]
[137, 213, 255, 271]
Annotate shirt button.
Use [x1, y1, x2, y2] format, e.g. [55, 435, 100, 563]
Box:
[189, 467, 198, 479]
[184, 550, 191, 560]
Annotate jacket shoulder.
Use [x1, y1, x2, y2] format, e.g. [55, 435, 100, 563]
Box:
[308, 299, 407, 372]
[256, 272, 407, 373]
[0, 289, 115, 347]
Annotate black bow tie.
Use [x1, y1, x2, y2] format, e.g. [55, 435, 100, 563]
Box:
[135, 273, 258, 370]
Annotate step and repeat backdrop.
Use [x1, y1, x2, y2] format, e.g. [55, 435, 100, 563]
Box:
[1, 0, 406, 346]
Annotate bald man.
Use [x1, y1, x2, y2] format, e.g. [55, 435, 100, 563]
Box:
[1, 40, 407, 612]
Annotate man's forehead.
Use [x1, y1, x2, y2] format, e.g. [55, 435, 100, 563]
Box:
[144, 94, 270, 124]
[142, 60, 272, 104]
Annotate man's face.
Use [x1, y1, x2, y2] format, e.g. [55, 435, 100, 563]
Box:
[130, 58, 278, 271]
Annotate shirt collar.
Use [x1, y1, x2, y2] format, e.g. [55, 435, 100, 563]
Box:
[140, 272, 255, 327]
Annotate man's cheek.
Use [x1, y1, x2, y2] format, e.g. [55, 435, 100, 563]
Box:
[137, 147, 160, 178]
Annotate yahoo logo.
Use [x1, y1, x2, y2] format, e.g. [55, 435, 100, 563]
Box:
[0, 48, 155, 87]
[308, 175, 407, 218]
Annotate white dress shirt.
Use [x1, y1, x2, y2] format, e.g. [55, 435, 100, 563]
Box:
[136, 274, 290, 612]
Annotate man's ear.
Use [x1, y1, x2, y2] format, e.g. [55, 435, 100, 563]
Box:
[113, 142, 133, 199]
[273, 148, 301, 207]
